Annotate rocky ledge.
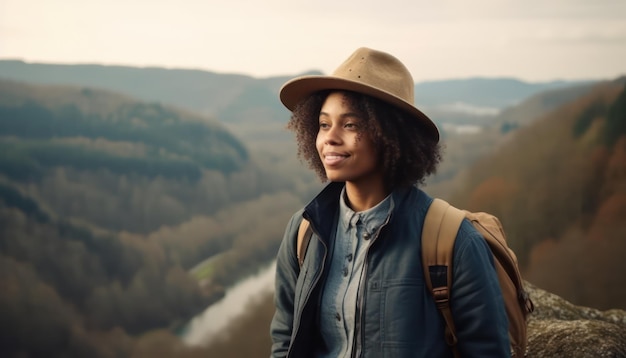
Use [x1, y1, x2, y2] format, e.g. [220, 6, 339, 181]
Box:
[526, 281, 626, 357]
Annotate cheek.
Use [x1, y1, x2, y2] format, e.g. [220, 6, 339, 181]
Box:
[360, 135, 378, 155]
[315, 133, 324, 155]
[362, 138, 381, 166]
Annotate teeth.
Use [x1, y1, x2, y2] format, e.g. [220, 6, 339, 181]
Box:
[326, 155, 344, 160]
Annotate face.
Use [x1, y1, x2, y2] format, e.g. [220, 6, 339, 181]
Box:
[316, 91, 382, 186]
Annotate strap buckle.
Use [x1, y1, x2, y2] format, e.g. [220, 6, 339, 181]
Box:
[433, 287, 450, 307]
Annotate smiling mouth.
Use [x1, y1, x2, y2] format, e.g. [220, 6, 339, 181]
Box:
[323, 153, 349, 166]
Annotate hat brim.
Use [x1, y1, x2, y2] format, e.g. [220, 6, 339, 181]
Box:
[279, 75, 439, 142]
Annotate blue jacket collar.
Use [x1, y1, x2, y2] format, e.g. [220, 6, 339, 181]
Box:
[303, 182, 415, 241]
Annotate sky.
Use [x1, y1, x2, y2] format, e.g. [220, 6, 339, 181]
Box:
[1, 0, 625, 82]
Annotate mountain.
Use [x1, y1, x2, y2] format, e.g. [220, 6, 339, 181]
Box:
[0, 60, 294, 124]
[414, 77, 594, 108]
[448, 78, 626, 310]
[0, 60, 601, 159]
[426, 80, 600, 193]
[494, 81, 601, 128]
[0, 79, 264, 232]
[0, 77, 307, 260]
[0, 60, 591, 129]
[0, 183, 211, 356]
[0, 78, 312, 357]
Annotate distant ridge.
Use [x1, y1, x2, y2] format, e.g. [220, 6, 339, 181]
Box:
[0, 60, 261, 115]
[0, 60, 597, 124]
[414, 77, 596, 108]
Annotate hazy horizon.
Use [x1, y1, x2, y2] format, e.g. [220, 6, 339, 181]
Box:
[0, 57, 615, 84]
[1, 0, 625, 82]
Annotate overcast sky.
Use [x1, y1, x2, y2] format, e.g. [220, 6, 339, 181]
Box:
[1, 0, 625, 82]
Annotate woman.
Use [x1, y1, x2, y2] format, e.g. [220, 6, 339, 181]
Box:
[270, 47, 510, 357]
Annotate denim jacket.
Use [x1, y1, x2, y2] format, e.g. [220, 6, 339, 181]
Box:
[270, 182, 510, 358]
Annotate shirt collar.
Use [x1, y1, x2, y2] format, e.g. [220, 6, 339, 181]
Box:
[338, 187, 394, 236]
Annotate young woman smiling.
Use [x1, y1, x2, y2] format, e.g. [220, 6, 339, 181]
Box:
[270, 48, 510, 358]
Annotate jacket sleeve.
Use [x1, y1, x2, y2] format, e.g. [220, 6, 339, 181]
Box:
[451, 220, 511, 357]
[270, 211, 302, 358]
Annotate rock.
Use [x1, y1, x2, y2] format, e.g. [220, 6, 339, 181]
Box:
[525, 281, 626, 357]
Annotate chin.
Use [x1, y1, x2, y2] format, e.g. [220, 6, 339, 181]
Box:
[324, 173, 346, 182]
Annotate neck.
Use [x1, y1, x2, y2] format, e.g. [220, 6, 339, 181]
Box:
[344, 179, 389, 212]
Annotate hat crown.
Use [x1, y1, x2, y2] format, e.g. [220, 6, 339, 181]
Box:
[278, 47, 440, 142]
[332, 47, 415, 106]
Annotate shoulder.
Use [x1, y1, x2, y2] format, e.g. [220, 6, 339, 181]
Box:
[285, 208, 306, 241]
[278, 209, 307, 254]
[453, 219, 495, 266]
[289, 208, 306, 228]
[457, 219, 481, 241]
[393, 186, 433, 219]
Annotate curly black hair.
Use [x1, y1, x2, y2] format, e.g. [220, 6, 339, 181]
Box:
[287, 90, 442, 189]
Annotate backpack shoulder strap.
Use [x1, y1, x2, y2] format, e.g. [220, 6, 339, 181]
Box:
[422, 198, 466, 356]
[297, 218, 313, 267]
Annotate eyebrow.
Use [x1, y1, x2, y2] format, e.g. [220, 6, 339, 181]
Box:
[319, 111, 361, 119]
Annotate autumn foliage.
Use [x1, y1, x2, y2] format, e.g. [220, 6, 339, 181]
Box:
[0, 81, 313, 357]
[450, 81, 626, 310]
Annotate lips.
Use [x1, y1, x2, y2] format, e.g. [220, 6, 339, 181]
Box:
[323, 152, 349, 166]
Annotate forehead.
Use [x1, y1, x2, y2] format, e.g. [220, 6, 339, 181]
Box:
[321, 91, 359, 113]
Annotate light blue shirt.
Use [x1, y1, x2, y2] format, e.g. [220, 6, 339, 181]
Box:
[315, 188, 394, 358]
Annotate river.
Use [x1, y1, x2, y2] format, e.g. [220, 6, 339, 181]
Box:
[181, 261, 276, 346]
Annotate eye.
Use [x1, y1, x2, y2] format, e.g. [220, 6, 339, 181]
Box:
[344, 122, 358, 130]
[319, 122, 330, 129]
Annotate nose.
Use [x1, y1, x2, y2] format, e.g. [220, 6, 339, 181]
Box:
[322, 125, 342, 145]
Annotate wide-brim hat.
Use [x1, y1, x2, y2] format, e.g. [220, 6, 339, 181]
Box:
[279, 47, 440, 142]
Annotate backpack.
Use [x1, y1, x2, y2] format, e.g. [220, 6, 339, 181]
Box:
[296, 198, 534, 357]
[422, 198, 534, 357]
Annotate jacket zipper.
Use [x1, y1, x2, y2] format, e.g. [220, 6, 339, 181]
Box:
[352, 214, 392, 358]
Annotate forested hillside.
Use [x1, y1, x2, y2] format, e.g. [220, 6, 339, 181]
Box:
[0, 60, 294, 125]
[0, 61, 587, 142]
[0, 79, 315, 357]
[1, 61, 583, 117]
[0, 60, 594, 168]
[0, 79, 293, 233]
[427, 81, 598, 196]
[450, 79, 626, 310]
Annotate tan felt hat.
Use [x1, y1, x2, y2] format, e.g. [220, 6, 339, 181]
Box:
[279, 47, 439, 142]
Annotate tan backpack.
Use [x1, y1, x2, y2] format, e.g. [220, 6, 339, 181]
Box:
[296, 198, 534, 357]
[423, 198, 534, 357]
